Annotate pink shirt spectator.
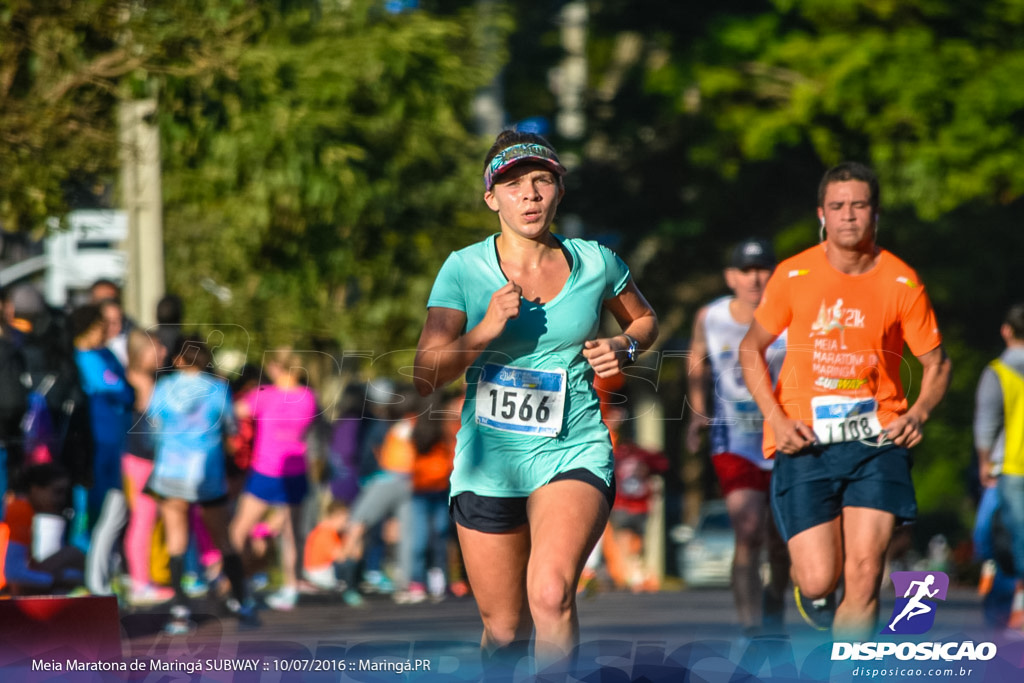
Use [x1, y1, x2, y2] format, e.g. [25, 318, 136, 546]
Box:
[245, 385, 318, 477]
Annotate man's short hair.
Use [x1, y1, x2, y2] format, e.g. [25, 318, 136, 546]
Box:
[1005, 303, 1024, 340]
[90, 278, 122, 303]
[69, 304, 104, 340]
[817, 161, 880, 210]
[156, 294, 183, 325]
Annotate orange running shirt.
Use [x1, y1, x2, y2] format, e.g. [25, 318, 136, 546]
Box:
[754, 244, 942, 458]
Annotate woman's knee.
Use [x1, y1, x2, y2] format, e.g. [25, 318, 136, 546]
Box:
[527, 572, 574, 621]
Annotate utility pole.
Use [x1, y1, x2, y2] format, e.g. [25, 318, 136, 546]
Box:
[550, 3, 587, 239]
[473, 0, 505, 137]
[118, 98, 165, 327]
[553, 1, 587, 142]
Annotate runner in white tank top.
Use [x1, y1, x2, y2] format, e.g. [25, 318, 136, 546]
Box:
[702, 294, 786, 467]
[687, 237, 790, 636]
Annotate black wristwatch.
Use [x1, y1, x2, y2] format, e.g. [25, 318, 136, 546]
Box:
[623, 334, 639, 365]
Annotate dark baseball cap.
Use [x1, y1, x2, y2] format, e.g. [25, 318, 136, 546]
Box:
[729, 238, 776, 270]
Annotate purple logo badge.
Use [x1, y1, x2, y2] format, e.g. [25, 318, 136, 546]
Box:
[882, 571, 949, 635]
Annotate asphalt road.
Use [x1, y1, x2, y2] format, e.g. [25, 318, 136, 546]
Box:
[110, 582, 1021, 682]
[5, 582, 1023, 682]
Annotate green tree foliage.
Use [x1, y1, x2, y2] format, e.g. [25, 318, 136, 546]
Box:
[157, 1, 507, 363]
[695, 0, 1024, 219]
[0, 0, 257, 232]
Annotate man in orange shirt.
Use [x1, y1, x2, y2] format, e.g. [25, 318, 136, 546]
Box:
[739, 162, 952, 641]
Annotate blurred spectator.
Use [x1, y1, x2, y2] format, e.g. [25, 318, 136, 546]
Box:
[154, 293, 185, 359]
[353, 377, 402, 594]
[397, 389, 461, 604]
[10, 285, 64, 470]
[13, 288, 92, 548]
[70, 304, 133, 528]
[0, 287, 29, 512]
[605, 404, 668, 592]
[7, 283, 46, 338]
[89, 279, 132, 367]
[227, 364, 262, 501]
[229, 350, 319, 611]
[70, 303, 134, 596]
[182, 363, 262, 598]
[340, 383, 417, 598]
[3, 463, 84, 595]
[146, 336, 253, 633]
[121, 330, 173, 605]
[98, 298, 128, 368]
[326, 383, 371, 507]
[88, 279, 121, 306]
[359, 379, 398, 481]
[974, 302, 1024, 629]
[302, 499, 362, 606]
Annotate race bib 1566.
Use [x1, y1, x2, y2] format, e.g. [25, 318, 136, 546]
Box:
[476, 363, 566, 437]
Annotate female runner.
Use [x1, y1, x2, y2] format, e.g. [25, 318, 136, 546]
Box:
[413, 129, 658, 672]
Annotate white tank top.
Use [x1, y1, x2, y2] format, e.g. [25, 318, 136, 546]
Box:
[703, 296, 786, 467]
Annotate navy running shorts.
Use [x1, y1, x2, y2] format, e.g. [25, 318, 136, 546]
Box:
[450, 468, 615, 533]
[244, 470, 310, 506]
[770, 440, 917, 542]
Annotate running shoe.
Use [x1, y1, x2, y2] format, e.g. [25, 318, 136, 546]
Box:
[794, 585, 836, 631]
[360, 570, 395, 595]
[130, 583, 176, 607]
[427, 567, 446, 602]
[265, 585, 299, 611]
[164, 604, 193, 636]
[226, 598, 262, 627]
[393, 582, 428, 605]
[978, 559, 996, 597]
[1009, 587, 1024, 630]
[342, 589, 366, 608]
[181, 572, 209, 598]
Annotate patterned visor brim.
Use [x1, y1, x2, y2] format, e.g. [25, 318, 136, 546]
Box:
[484, 143, 567, 190]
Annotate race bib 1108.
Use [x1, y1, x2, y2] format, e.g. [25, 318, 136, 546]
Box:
[811, 395, 883, 444]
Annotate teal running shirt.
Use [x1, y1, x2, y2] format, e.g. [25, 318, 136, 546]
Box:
[427, 233, 631, 498]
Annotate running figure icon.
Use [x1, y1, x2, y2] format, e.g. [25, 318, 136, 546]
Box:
[810, 298, 849, 349]
[888, 574, 940, 631]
